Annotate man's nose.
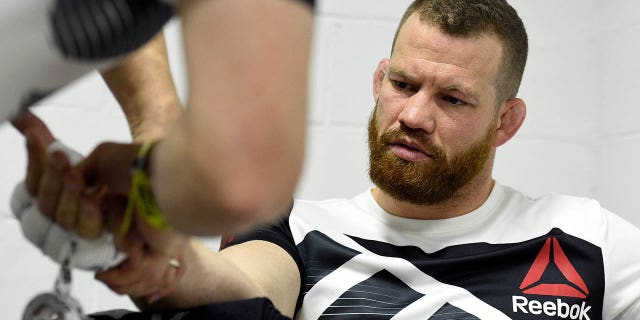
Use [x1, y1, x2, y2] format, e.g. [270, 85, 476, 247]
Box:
[397, 92, 435, 133]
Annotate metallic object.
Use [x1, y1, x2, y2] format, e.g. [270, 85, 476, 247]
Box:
[23, 244, 84, 320]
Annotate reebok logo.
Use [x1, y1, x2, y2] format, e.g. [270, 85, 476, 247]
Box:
[512, 237, 592, 319]
[512, 296, 591, 320]
[520, 237, 589, 298]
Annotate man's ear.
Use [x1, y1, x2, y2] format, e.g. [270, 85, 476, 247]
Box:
[494, 98, 526, 147]
[373, 58, 390, 101]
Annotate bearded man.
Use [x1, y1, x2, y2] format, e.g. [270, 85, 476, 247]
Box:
[214, 1, 640, 318]
[18, 0, 640, 319]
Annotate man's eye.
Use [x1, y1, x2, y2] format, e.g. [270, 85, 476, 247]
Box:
[444, 96, 466, 106]
[392, 80, 409, 90]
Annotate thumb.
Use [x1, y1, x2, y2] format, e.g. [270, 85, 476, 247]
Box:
[24, 129, 50, 196]
[76, 142, 139, 195]
[11, 111, 55, 144]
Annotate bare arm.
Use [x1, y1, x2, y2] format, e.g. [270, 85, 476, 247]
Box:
[79, 0, 312, 236]
[98, 238, 302, 318]
[101, 32, 182, 142]
[152, 0, 313, 235]
[168, 240, 300, 316]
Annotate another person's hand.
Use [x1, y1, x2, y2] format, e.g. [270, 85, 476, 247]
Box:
[12, 112, 105, 240]
[14, 112, 188, 302]
[13, 112, 149, 239]
[96, 201, 189, 304]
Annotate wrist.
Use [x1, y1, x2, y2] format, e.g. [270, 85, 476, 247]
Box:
[120, 141, 170, 237]
[128, 102, 182, 142]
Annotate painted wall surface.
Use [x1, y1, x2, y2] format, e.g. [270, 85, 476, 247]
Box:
[0, 1, 636, 317]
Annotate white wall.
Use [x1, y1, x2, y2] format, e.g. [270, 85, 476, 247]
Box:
[0, 1, 637, 317]
[597, 0, 640, 227]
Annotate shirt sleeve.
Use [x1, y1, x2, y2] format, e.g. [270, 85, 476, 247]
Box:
[601, 208, 640, 319]
[220, 207, 307, 312]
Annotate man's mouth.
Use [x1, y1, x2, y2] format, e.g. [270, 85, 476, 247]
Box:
[389, 138, 432, 162]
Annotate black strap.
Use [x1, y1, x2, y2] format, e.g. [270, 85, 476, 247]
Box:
[88, 297, 290, 320]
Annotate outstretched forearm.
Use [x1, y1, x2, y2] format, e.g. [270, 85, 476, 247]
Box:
[131, 239, 255, 310]
[134, 239, 301, 318]
[101, 32, 182, 142]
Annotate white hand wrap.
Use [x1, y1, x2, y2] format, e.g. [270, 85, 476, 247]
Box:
[11, 141, 125, 271]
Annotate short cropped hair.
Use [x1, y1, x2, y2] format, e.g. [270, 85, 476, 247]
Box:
[391, 0, 528, 103]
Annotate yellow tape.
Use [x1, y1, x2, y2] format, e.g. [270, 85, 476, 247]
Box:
[119, 141, 169, 238]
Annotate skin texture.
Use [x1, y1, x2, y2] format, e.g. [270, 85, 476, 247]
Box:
[101, 33, 182, 143]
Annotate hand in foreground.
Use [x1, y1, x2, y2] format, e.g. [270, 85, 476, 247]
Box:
[12, 112, 105, 240]
[97, 199, 189, 304]
[13, 112, 188, 302]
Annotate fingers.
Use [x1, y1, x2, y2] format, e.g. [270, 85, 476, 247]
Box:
[55, 172, 83, 229]
[78, 142, 140, 196]
[16, 113, 113, 242]
[104, 258, 180, 300]
[96, 205, 187, 300]
[36, 150, 108, 240]
[75, 197, 104, 239]
[12, 111, 55, 143]
[97, 257, 170, 298]
[97, 231, 146, 288]
[37, 152, 68, 220]
[16, 114, 185, 301]
[15, 112, 55, 195]
[24, 130, 49, 196]
[96, 235, 180, 299]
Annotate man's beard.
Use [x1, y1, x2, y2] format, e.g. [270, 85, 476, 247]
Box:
[368, 106, 496, 205]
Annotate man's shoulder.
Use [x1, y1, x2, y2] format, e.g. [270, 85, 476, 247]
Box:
[499, 183, 640, 242]
[292, 190, 370, 213]
[500, 183, 603, 213]
[287, 190, 377, 241]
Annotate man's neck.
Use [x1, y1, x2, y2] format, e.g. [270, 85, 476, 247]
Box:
[371, 175, 496, 220]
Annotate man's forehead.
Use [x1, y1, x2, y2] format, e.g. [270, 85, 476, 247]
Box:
[391, 14, 502, 93]
[395, 14, 503, 62]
